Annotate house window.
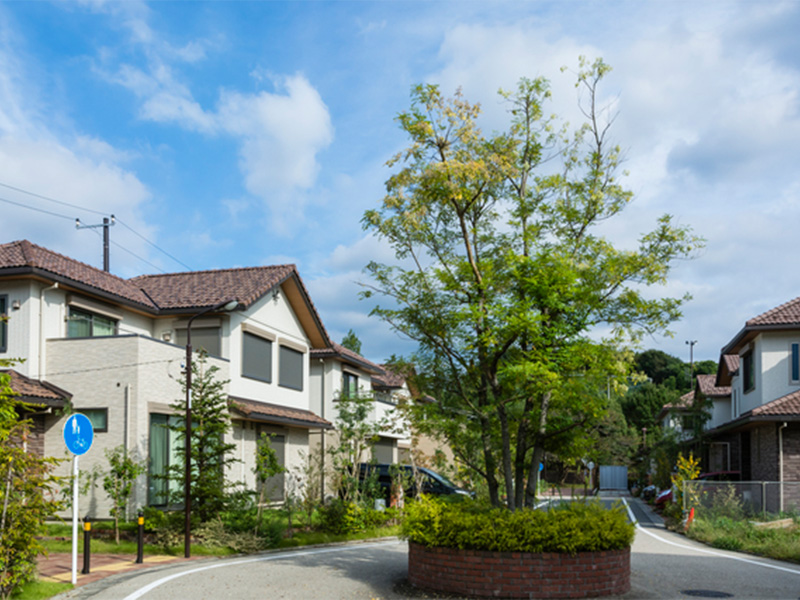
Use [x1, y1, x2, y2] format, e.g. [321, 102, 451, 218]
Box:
[791, 343, 800, 384]
[242, 332, 272, 383]
[148, 413, 182, 507]
[343, 372, 358, 398]
[0, 295, 6, 353]
[742, 350, 755, 393]
[278, 345, 303, 391]
[67, 307, 117, 338]
[82, 408, 108, 433]
[175, 327, 222, 357]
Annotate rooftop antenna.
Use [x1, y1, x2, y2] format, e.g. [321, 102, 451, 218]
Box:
[76, 215, 115, 272]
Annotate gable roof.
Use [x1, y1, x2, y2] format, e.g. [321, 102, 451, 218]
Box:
[657, 390, 694, 420]
[722, 295, 800, 355]
[696, 373, 731, 398]
[310, 342, 384, 374]
[0, 240, 153, 308]
[0, 240, 332, 348]
[1, 369, 70, 408]
[131, 266, 295, 311]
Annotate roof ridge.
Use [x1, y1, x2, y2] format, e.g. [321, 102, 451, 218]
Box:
[131, 264, 295, 281]
[747, 295, 800, 326]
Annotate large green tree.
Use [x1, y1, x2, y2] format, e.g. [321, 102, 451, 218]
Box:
[362, 58, 702, 509]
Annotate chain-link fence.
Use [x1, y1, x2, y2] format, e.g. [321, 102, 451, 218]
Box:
[683, 480, 800, 518]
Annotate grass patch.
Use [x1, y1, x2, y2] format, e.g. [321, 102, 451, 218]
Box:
[10, 580, 72, 600]
[688, 516, 800, 563]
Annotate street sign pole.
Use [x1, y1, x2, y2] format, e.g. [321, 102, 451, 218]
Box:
[71, 454, 79, 584]
[63, 413, 94, 586]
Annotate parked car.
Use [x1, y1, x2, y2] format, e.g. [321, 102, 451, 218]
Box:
[654, 470, 741, 508]
[357, 463, 474, 503]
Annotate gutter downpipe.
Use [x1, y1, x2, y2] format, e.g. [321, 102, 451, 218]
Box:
[38, 282, 59, 380]
[779, 422, 788, 513]
[319, 358, 326, 503]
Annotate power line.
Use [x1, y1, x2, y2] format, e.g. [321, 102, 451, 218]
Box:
[0, 179, 193, 272]
[116, 218, 192, 271]
[0, 181, 107, 216]
[0, 195, 74, 221]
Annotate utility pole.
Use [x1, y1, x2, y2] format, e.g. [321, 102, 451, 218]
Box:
[685, 340, 697, 390]
[76, 215, 115, 272]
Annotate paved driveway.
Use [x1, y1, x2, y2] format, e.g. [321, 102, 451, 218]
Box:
[55, 498, 800, 599]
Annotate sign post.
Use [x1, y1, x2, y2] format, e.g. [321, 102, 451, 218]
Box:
[63, 413, 94, 585]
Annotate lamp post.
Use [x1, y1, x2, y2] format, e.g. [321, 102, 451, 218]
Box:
[685, 340, 697, 391]
[184, 298, 239, 558]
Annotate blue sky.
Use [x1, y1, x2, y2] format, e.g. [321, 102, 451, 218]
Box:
[1, 1, 800, 365]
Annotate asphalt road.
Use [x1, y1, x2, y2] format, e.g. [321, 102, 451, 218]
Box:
[55, 498, 800, 600]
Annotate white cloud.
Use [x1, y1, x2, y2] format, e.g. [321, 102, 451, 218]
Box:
[217, 73, 334, 194]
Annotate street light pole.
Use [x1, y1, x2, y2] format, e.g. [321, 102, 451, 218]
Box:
[685, 340, 697, 391]
[184, 299, 239, 558]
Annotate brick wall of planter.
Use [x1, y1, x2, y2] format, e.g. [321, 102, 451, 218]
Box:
[408, 541, 630, 599]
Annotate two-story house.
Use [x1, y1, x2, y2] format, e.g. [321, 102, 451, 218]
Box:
[661, 297, 800, 512]
[0, 240, 334, 516]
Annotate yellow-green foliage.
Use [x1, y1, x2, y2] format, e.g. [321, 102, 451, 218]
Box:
[671, 452, 701, 511]
[402, 496, 634, 554]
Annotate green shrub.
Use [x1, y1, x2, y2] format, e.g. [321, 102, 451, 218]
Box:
[318, 500, 399, 535]
[402, 496, 634, 554]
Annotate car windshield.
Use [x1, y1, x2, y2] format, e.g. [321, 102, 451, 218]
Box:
[424, 468, 457, 488]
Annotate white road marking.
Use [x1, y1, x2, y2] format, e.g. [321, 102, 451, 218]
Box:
[122, 540, 403, 600]
[621, 498, 800, 577]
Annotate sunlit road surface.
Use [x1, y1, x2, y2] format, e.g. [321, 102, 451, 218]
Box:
[55, 499, 800, 600]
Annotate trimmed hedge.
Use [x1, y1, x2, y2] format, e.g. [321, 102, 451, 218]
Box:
[402, 496, 634, 554]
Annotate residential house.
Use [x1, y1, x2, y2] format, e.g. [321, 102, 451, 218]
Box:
[0, 240, 334, 517]
[663, 296, 800, 511]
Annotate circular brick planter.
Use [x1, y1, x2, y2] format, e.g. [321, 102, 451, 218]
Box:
[408, 541, 630, 599]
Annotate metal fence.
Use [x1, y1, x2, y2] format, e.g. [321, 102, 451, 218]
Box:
[683, 480, 800, 518]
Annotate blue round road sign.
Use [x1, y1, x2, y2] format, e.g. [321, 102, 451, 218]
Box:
[63, 413, 94, 456]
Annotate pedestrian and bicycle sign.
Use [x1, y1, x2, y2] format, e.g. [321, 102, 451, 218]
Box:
[63, 412, 95, 584]
[63, 413, 94, 455]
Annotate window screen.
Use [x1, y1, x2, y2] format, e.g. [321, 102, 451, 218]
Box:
[175, 327, 222, 357]
[242, 332, 272, 382]
[279, 345, 304, 390]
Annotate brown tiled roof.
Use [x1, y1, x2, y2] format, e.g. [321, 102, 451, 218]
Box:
[132, 265, 295, 310]
[747, 297, 800, 327]
[657, 390, 694, 420]
[372, 365, 406, 389]
[697, 374, 730, 398]
[310, 343, 384, 374]
[229, 396, 332, 429]
[0, 240, 154, 308]
[723, 354, 739, 375]
[747, 390, 800, 417]
[1, 369, 70, 407]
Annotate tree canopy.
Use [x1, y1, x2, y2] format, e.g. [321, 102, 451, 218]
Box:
[362, 58, 703, 509]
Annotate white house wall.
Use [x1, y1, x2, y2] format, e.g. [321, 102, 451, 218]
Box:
[226, 288, 311, 411]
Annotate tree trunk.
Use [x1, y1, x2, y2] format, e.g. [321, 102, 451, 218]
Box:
[525, 391, 551, 506]
[497, 404, 515, 510]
